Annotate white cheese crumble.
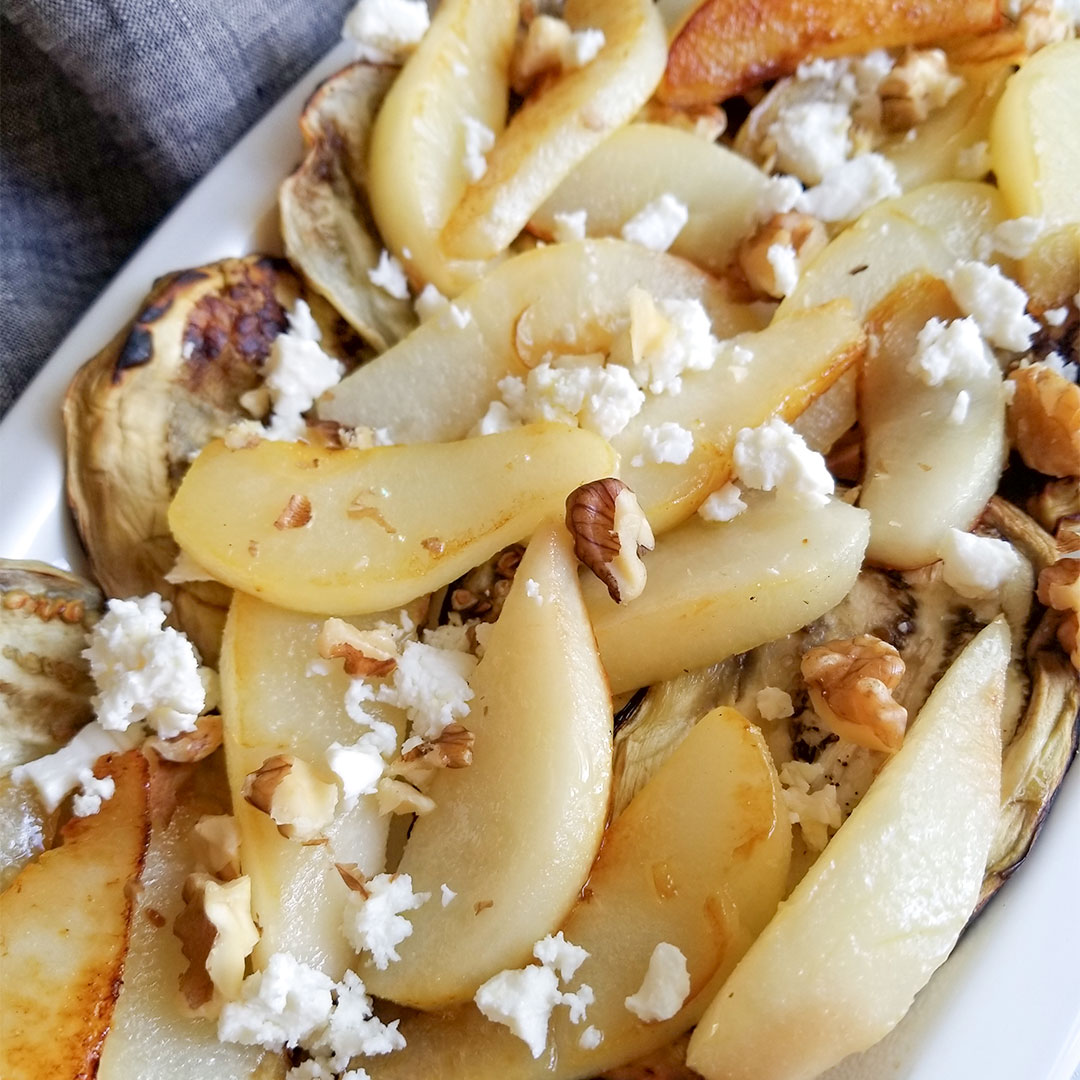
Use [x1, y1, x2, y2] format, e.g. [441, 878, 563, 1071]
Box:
[71, 770, 116, 817]
[343, 0, 429, 62]
[949, 389, 971, 425]
[377, 640, 477, 740]
[698, 482, 748, 523]
[617, 291, 719, 396]
[562, 27, 605, 68]
[756, 686, 795, 721]
[986, 216, 1043, 259]
[474, 964, 563, 1059]
[624, 943, 690, 1023]
[314, 968, 405, 1063]
[1043, 306, 1068, 327]
[779, 759, 841, 852]
[639, 422, 694, 465]
[907, 316, 994, 387]
[342, 873, 430, 970]
[462, 116, 496, 182]
[413, 282, 447, 321]
[421, 621, 474, 653]
[1039, 353, 1079, 381]
[367, 250, 410, 300]
[756, 174, 803, 222]
[440, 883, 457, 907]
[938, 528, 1023, 600]
[579, 1025, 603, 1050]
[794, 153, 901, 224]
[326, 739, 386, 810]
[552, 209, 588, 243]
[946, 260, 1038, 351]
[620, 194, 689, 253]
[733, 418, 834, 507]
[768, 100, 851, 186]
[766, 241, 800, 296]
[955, 140, 992, 180]
[524, 578, 544, 605]
[533, 931, 589, 982]
[84, 594, 210, 739]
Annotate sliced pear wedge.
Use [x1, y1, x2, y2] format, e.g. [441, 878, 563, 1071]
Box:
[614, 301, 863, 533]
[363, 521, 611, 1009]
[528, 124, 768, 276]
[859, 274, 1007, 569]
[220, 592, 419, 974]
[363, 705, 790, 1078]
[588, 495, 870, 695]
[441, 0, 668, 261]
[169, 424, 615, 616]
[367, 0, 518, 295]
[319, 238, 758, 444]
[686, 619, 1009, 1080]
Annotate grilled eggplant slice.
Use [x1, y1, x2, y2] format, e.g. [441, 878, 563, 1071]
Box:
[280, 62, 417, 351]
[64, 256, 360, 664]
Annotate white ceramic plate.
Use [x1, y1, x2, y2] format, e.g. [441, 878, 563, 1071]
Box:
[1, 39, 1078, 1080]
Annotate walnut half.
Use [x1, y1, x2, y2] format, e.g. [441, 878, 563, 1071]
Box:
[242, 754, 339, 843]
[1007, 364, 1080, 478]
[316, 616, 399, 677]
[566, 478, 655, 603]
[801, 635, 909, 753]
[1038, 557, 1080, 670]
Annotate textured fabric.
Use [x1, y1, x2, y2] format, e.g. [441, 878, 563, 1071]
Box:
[1, 0, 354, 415]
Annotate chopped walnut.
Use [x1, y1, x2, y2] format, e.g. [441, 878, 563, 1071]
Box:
[1038, 557, 1080, 670]
[316, 616, 399, 677]
[174, 872, 259, 1016]
[192, 814, 242, 881]
[878, 49, 964, 133]
[1027, 478, 1080, 535]
[1007, 364, 1080, 478]
[566, 478, 655, 603]
[1016, 0, 1071, 51]
[144, 712, 223, 763]
[801, 635, 909, 753]
[637, 100, 727, 141]
[242, 754, 339, 843]
[376, 777, 437, 816]
[274, 494, 312, 530]
[400, 723, 475, 769]
[737, 212, 827, 300]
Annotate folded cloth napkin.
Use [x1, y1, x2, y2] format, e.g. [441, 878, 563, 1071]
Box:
[1, 0, 354, 416]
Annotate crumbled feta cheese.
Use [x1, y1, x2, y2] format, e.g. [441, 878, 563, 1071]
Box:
[440, 883, 457, 907]
[768, 101, 851, 186]
[377, 640, 477, 740]
[955, 140, 992, 180]
[462, 116, 496, 182]
[640, 422, 694, 465]
[219, 953, 335, 1049]
[907, 316, 994, 386]
[314, 969, 405, 1063]
[733, 418, 834, 507]
[938, 528, 1023, 599]
[624, 943, 690, 1023]
[579, 1025, 603, 1050]
[447, 303, 472, 329]
[795, 153, 901, 223]
[617, 291, 718, 395]
[1043, 306, 1068, 327]
[552, 209, 588, 243]
[342, 873, 430, 969]
[414, 282, 448, 321]
[949, 389, 971, 424]
[756, 174, 803, 222]
[343, 0, 429, 62]
[10, 721, 140, 813]
[987, 216, 1043, 259]
[367, 250, 410, 300]
[698, 482, 747, 523]
[756, 687, 794, 721]
[524, 578, 544, 605]
[562, 983, 595, 1025]
[533, 932, 589, 982]
[766, 241, 800, 297]
[71, 769, 116, 817]
[620, 194, 689, 253]
[1040, 353, 1079, 381]
[562, 27, 605, 67]
[474, 964, 563, 1059]
[84, 594, 209, 739]
[778, 760, 841, 852]
[946, 260, 1038, 351]
[422, 620, 474, 653]
[326, 739, 386, 810]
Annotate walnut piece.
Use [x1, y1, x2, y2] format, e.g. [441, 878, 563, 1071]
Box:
[737, 212, 827, 300]
[566, 478, 655, 603]
[144, 712, 223, 763]
[1038, 557, 1080, 670]
[274, 494, 312, 530]
[801, 635, 909, 753]
[1007, 364, 1080, 478]
[376, 777, 437, 816]
[191, 814, 242, 881]
[1026, 477, 1079, 534]
[400, 723, 475, 770]
[637, 100, 727, 141]
[316, 616, 399, 677]
[242, 754, 339, 843]
[878, 48, 964, 133]
[174, 872, 259, 1016]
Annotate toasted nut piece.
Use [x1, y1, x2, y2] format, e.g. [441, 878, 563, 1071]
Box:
[1007, 365, 1080, 477]
[878, 49, 964, 133]
[1038, 558, 1080, 669]
[511, 14, 573, 94]
[1027, 477, 1080, 534]
[801, 635, 909, 753]
[335, 861, 370, 895]
[1016, 0, 1072, 51]
[566, 478, 655, 603]
[144, 712, 223, 764]
[191, 814, 242, 881]
[738, 213, 827, 300]
[273, 494, 312, 530]
[316, 616, 399, 677]
[376, 777, 437, 816]
[400, 723, 475, 769]
[637, 100, 726, 141]
[174, 872, 259, 1015]
[242, 754, 338, 843]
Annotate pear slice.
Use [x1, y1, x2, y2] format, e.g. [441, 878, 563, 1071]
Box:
[686, 619, 1009, 1080]
[169, 423, 616, 616]
[220, 592, 417, 975]
[363, 521, 612, 1009]
[528, 123, 769, 276]
[588, 495, 870, 695]
[362, 705, 789, 1077]
[613, 301, 863, 533]
[441, 0, 668, 261]
[319, 238, 758, 445]
[859, 274, 1007, 569]
[367, 0, 518, 295]
[1, 750, 149, 1080]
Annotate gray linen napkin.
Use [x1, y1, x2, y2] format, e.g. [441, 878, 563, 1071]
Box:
[1, 0, 354, 415]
